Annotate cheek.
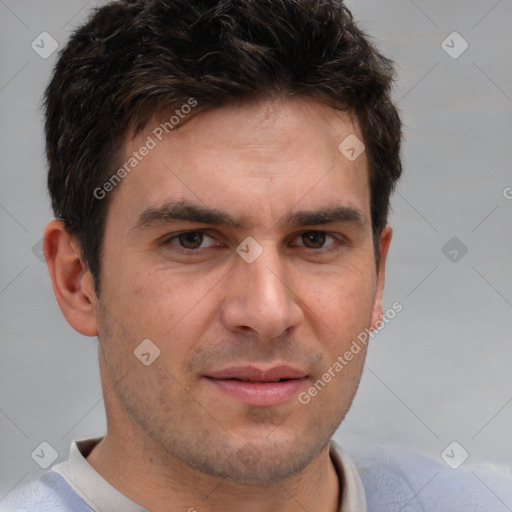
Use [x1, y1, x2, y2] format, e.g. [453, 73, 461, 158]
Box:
[299, 264, 376, 343]
[104, 264, 220, 356]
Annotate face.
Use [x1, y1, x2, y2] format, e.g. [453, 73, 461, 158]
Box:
[94, 98, 389, 485]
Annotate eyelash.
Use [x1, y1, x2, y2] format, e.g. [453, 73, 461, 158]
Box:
[161, 230, 345, 254]
[162, 231, 219, 251]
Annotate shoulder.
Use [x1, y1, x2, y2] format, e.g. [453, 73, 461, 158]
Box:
[0, 470, 93, 512]
[352, 445, 512, 512]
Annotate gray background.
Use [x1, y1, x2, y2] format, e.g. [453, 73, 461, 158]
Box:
[1, 0, 511, 501]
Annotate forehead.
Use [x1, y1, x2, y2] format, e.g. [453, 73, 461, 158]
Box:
[108, 97, 370, 230]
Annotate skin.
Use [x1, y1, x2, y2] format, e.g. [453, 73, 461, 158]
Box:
[44, 97, 391, 512]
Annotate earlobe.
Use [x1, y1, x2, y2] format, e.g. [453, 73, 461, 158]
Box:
[370, 225, 392, 330]
[44, 220, 99, 336]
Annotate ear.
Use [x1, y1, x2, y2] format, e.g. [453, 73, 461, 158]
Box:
[370, 224, 392, 329]
[44, 220, 99, 336]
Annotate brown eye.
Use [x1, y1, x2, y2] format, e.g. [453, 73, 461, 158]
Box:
[177, 232, 204, 249]
[163, 231, 219, 252]
[301, 231, 326, 248]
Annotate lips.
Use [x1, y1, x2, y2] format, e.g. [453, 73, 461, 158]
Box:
[204, 365, 308, 406]
[206, 365, 308, 382]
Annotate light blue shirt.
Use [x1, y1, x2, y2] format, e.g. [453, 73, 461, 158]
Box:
[0, 437, 366, 511]
[3, 439, 511, 511]
[355, 445, 512, 511]
[0, 437, 144, 512]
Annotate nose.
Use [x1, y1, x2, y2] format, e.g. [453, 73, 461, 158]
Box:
[219, 245, 303, 341]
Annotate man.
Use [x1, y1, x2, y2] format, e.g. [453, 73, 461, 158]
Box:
[1, 0, 402, 510]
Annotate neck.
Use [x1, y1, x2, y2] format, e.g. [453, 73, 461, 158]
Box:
[86, 430, 340, 512]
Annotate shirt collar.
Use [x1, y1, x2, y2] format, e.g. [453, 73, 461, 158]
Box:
[52, 437, 365, 512]
[52, 437, 147, 512]
[330, 440, 367, 511]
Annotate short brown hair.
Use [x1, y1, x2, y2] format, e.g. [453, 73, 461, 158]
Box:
[45, 0, 402, 293]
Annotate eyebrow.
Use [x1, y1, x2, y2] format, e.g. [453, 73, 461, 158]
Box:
[286, 207, 365, 227]
[131, 200, 366, 233]
[132, 202, 248, 231]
